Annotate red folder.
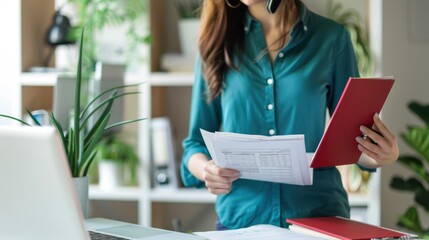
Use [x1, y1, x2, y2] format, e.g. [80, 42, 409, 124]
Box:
[310, 77, 395, 168]
[286, 216, 408, 240]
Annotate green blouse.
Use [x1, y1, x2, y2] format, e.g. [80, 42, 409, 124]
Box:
[181, 2, 359, 229]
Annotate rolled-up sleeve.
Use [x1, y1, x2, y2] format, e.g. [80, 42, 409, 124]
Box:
[180, 57, 222, 187]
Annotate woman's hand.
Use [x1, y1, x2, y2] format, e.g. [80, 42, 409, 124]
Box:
[203, 160, 240, 195]
[356, 113, 399, 168]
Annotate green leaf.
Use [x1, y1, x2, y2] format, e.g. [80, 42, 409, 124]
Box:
[409, 101, 429, 127]
[105, 117, 147, 131]
[390, 176, 425, 193]
[80, 83, 143, 119]
[325, 0, 373, 76]
[80, 91, 141, 130]
[82, 94, 115, 148]
[0, 114, 31, 126]
[397, 155, 429, 184]
[25, 108, 42, 126]
[401, 127, 429, 165]
[73, 28, 85, 172]
[415, 190, 429, 212]
[79, 113, 111, 177]
[79, 90, 119, 130]
[49, 113, 68, 156]
[82, 112, 111, 162]
[398, 206, 424, 234]
[82, 151, 97, 176]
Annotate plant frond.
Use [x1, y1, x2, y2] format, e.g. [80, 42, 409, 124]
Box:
[79, 113, 111, 177]
[409, 101, 429, 127]
[0, 114, 31, 126]
[105, 117, 147, 131]
[415, 190, 429, 212]
[397, 155, 429, 184]
[401, 128, 429, 164]
[82, 151, 98, 176]
[80, 83, 144, 118]
[49, 113, 68, 155]
[80, 91, 141, 130]
[398, 206, 424, 234]
[82, 96, 115, 144]
[25, 108, 42, 126]
[73, 28, 85, 172]
[390, 176, 426, 193]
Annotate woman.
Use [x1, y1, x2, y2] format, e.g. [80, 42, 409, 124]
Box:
[181, 0, 399, 230]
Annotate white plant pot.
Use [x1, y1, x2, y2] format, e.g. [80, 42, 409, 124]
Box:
[73, 176, 89, 219]
[98, 161, 123, 190]
[178, 18, 200, 59]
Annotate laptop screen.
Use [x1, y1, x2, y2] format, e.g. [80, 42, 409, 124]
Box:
[0, 126, 89, 240]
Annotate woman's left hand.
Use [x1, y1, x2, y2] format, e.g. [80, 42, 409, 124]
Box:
[356, 113, 399, 168]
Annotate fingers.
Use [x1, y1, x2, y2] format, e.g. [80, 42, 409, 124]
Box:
[204, 160, 240, 177]
[356, 113, 399, 167]
[372, 113, 396, 144]
[202, 160, 240, 195]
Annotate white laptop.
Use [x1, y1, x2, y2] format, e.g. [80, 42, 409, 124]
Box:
[0, 126, 205, 240]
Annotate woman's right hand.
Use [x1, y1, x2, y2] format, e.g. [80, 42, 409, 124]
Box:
[202, 160, 240, 195]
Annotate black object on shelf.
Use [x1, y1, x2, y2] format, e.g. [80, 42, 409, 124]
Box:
[43, 11, 76, 67]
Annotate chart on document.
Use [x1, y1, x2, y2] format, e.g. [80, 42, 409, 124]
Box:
[201, 129, 313, 185]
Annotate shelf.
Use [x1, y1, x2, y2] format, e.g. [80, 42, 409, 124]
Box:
[89, 184, 368, 207]
[149, 188, 216, 203]
[89, 186, 216, 203]
[21, 72, 62, 86]
[89, 185, 141, 201]
[20, 69, 149, 87]
[348, 193, 370, 207]
[149, 72, 194, 86]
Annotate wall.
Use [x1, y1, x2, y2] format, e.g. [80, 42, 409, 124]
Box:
[0, 1, 21, 124]
[302, 0, 368, 23]
[374, 0, 429, 230]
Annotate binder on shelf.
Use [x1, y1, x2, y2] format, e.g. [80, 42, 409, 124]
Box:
[150, 117, 179, 189]
[286, 216, 416, 240]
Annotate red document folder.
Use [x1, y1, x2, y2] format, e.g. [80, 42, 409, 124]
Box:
[286, 216, 408, 240]
[310, 77, 395, 168]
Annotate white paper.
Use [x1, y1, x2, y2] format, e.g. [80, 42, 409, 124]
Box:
[200, 129, 313, 185]
[193, 224, 325, 240]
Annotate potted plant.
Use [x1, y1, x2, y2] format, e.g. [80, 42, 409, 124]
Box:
[326, 0, 374, 77]
[64, 0, 151, 74]
[390, 101, 429, 238]
[175, 0, 202, 59]
[0, 29, 145, 217]
[94, 134, 139, 190]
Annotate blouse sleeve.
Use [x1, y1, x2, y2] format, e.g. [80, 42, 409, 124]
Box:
[180, 57, 222, 187]
[327, 26, 359, 116]
[328, 27, 376, 172]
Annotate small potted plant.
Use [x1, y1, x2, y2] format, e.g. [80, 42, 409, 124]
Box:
[0, 29, 145, 217]
[175, 0, 202, 59]
[94, 135, 139, 190]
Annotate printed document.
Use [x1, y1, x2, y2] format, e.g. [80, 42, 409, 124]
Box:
[193, 224, 324, 240]
[201, 129, 313, 185]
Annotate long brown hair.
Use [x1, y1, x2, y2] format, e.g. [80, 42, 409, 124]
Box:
[199, 0, 297, 101]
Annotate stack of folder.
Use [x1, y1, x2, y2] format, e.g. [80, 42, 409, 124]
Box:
[286, 216, 416, 240]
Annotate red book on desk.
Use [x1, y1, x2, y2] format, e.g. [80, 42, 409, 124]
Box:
[286, 216, 408, 240]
